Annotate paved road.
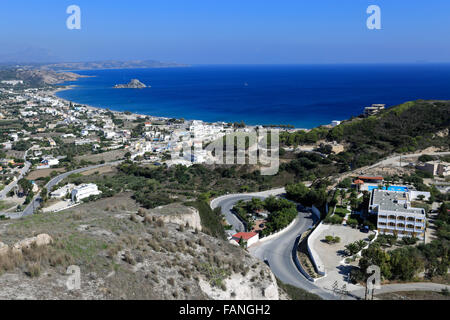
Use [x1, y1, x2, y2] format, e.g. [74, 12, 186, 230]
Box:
[5, 161, 122, 219]
[212, 190, 339, 300]
[351, 282, 450, 298]
[366, 151, 450, 170]
[211, 195, 266, 233]
[0, 149, 31, 201]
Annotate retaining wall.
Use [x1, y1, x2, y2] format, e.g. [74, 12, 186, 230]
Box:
[292, 234, 315, 282]
[306, 221, 327, 276]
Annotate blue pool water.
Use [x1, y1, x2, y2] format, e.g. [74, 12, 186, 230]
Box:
[368, 186, 409, 192]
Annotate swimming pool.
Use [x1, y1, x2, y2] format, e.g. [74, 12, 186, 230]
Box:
[368, 186, 409, 192]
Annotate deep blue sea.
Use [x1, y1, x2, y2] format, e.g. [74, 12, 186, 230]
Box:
[56, 64, 450, 128]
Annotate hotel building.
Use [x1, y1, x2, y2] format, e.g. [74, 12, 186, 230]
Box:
[369, 189, 427, 240]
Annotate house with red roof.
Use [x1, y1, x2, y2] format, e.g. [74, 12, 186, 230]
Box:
[358, 176, 384, 183]
[231, 232, 259, 248]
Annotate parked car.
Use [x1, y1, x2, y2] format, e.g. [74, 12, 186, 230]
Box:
[361, 226, 370, 233]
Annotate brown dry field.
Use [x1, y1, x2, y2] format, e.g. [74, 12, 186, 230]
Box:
[75, 149, 126, 164]
[26, 168, 66, 180]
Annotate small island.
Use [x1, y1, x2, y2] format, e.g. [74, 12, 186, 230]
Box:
[114, 79, 148, 89]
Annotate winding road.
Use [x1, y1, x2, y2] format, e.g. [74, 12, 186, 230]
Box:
[211, 190, 339, 300]
[5, 161, 122, 219]
[0, 149, 31, 201]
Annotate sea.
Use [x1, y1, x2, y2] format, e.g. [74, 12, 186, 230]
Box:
[56, 64, 450, 129]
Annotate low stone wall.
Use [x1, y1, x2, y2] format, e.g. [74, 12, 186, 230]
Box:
[311, 205, 321, 220]
[307, 221, 327, 276]
[292, 234, 315, 282]
[209, 188, 286, 209]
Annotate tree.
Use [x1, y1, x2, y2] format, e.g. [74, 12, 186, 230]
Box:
[345, 243, 360, 256]
[238, 237, 245, 248]
[40, 187, 48, 203]
[18, 178, 32, 195]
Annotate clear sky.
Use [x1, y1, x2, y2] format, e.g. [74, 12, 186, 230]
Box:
[0, 0, 449, 64]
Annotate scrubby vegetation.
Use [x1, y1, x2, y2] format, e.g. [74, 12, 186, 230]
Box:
[281, 100, 450, 169]
[350, 202, 450, 283]
[233, 196, 297, 236]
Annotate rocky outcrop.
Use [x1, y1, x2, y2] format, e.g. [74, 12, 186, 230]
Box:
[114, 79, 148, 89]
[198, 265, 279, 300]
[148, 203, 202, 231]
[0, 242, 9, 257]
[12, 234, 53, 253]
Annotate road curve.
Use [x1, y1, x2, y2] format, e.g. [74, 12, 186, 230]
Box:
[6, 161, 122, 219]
[212, 190, 338, 300]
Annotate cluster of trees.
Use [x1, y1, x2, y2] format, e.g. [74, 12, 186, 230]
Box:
[324, 235, 341, 244]
[350, 202, 450, 283]
[233, 196, 297, 237]
[280, 152, 337, 181]
[261, 196, 297, 236]
[345, 240, 368, 256]
[285, 182, 327, 208]
[280, 100, 450, 169]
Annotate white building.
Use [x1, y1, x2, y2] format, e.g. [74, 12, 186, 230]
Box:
[1, 80, 23, 86]
[71, 184, 101, 202]
[416, 161, 450, 177]
[51, 184, 75, 199]
[364, 104, 385, 117]
[331, 120, 341, 127]
[369, 189, 427, 240]
[231, 232, 259, 248]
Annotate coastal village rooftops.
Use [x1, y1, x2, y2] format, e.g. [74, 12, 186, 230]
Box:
[231, 232, 258, 241]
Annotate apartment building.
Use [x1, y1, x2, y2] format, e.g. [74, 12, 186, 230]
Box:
[71, 184, 101, 202]
[369, 189, 427, 240]
[364, 104, 385, 117]
[416, 160, 450, 177]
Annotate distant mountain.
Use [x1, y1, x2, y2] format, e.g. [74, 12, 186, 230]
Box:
[40, 60, 189, 71]
[0, 67, 86, 86]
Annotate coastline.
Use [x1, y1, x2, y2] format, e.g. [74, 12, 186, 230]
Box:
[51, 85, 173, 122]
[52, 83, 311, 129]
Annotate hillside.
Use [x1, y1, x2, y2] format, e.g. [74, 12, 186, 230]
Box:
[0, 193, 286, 300]
[282, 100, 450, 169]
[41, 60, 189, 71]
[0, 67, 85, 86]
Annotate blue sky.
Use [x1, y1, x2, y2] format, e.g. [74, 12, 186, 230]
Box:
[0, 0, 449, 64]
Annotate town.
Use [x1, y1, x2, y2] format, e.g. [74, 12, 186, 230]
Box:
[0, 77, 449, 301]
